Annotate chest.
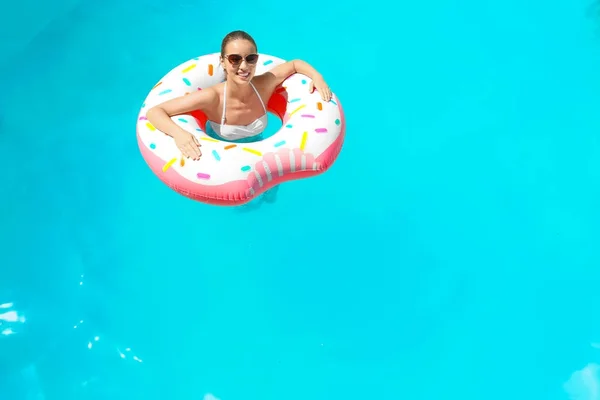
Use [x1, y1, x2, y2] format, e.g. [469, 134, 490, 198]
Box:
[222, 96, 265, 125]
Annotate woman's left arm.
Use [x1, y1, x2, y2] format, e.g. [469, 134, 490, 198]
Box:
[261, 59, 332, 101]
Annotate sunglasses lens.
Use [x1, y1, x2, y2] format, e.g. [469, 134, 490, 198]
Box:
[246, 54, 259, 64]
[228, 55, 243, 64]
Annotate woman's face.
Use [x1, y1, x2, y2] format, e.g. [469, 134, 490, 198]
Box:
[221, 39, 259, 84]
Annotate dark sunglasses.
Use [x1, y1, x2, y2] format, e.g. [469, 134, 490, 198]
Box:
[224, 53, 259, 65]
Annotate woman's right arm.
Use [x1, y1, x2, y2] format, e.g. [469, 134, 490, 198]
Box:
[146, 88, 218, 138]
[146, 88, 218, 160]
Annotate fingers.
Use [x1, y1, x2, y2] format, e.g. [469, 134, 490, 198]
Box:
[309, 80, 332, 102]
[306, 77, 332, 101]
[178, 140, 202, 161]
[318, 87, 332, 102]
[186, 142, 202, 160]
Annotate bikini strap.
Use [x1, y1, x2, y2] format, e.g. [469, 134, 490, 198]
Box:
[221, 82, 227, 125]
[221, 82, 265, 125]
[250, 82, 267, 113]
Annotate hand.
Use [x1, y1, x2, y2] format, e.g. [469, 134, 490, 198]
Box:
[309, 76, 332, 102]
[173, 130, 202, 160]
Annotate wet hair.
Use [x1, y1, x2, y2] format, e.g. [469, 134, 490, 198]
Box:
[220, 30, 258, 58]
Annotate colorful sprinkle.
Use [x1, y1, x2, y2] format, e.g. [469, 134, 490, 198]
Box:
[301, 79, 307, 84]
[153, 82, 162, 89]
[196, 128, 202, 131]
[212, 150, 221, 161]
[159, 89, 172, 96]
[289, 98, 301, 103]
[300, 131, 308, 150]
[196, 172, 210, 180]
[285, 124, 293, 128]
[182, 64, 196, 73]
[224, 144, 237, 150]
[208, 64, 214, 76]
[178, 118, 188, 123]
[197, 87, 202, 91]
[315, 128, 328, 133]
[330, 99, 338, 105]
[274, 140, 286, 147]
[242, 147, 262, 156]
[335, 119, 341, 125]
[180, 157, 185, 167]
[317, 102, 323, 111]
[162, 158, 177, 172]
[150, 143, 156, 149]
[139, 116, 147, 120]
[289, 104, 306, 118]
[241, 165, 251, 172]
[201, 137, 219, 142]
[183, 78, 191, 86]
[146, 122, 156, 131]
[301, 114, 315, 118]
[263, 60, 273, 66]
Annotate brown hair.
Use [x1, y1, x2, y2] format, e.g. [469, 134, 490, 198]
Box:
[220, 30, 258, 58]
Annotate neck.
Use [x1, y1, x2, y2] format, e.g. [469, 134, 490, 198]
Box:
[226, 78, 253, 101]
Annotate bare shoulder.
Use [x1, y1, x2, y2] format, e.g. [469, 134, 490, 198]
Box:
[208, 81, 224, 95]
[195, 85, 220, 107]
[252, 72, 282, 99]
[252, 73, 272, 88]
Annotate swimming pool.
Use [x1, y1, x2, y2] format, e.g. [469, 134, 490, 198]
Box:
[2, 0, 600, 398]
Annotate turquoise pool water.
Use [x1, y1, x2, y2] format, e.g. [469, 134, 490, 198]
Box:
[2, 0, 600, 399]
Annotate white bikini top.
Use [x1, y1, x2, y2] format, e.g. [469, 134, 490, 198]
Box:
[207, 81, 268, 141]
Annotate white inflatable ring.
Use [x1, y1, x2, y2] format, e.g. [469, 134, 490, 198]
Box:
[136, 53, 346, 206]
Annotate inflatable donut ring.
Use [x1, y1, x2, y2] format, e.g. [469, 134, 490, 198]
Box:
[136, 53, 346, 206]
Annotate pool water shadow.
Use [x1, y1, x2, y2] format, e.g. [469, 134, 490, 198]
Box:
[236, 185, 280, 212]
